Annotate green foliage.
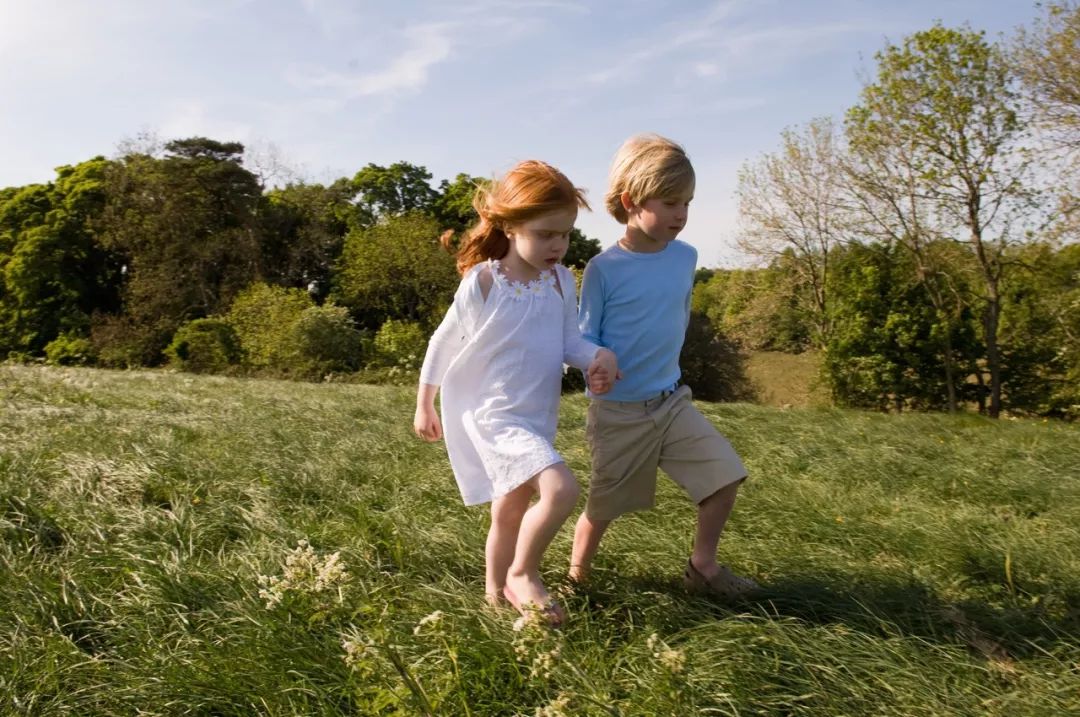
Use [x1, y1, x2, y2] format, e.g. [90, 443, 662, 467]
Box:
[43, 333, 95, 366]
[226, 282, 314, 370]
[289, 304, 364, 377]
[823, 243, 981, 412]
[98, 138, 264, 360]
[563, 229, 602, 270]
[433, 173, 485, 234]
[679, 312, 757, 403]
[332, 213, 458, 330]
[261, 180, 353, 300]
[164, 318, 241, 374]
[369, 319, 427, 370]
[692, 261, 812, 353]
[351, 162, 439, 226]
[0, 159, 120, 357]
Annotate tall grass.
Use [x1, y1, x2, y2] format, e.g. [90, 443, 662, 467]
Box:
[2, 364, 1078, 715]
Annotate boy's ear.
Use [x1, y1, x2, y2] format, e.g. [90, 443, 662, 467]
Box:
[620, 191, 636, 212]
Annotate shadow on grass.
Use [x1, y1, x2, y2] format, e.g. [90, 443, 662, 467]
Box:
[570, 568, 1079, 663]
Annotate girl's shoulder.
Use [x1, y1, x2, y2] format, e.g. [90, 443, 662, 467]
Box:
[460, 261, 495, 304]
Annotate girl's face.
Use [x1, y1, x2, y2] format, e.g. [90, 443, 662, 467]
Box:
[505, 208, 577, 275]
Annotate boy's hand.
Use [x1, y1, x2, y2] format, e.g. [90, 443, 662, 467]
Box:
[587, 349, 621, 395]
[413, 403, 443, 442]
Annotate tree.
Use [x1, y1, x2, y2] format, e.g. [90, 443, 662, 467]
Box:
[563, 229, 601, 269]
[0, 158, 120, 357]
[846, 25, 1036, 417]
[331, 213, 459, 330]
[97, 137, 264, 362]
[736, 116, 850, 348]
[1013, 1, 1080, 243]
[1013, 2, 1080, 155]
[261, 179, 353, 299]
[351, 162, 439, 226]
[433, 173, 485, 234]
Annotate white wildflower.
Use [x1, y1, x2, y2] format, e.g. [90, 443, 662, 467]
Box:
[413, 610, 445, 636]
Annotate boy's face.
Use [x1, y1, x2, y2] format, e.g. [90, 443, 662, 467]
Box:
[627, 193, 692, 244]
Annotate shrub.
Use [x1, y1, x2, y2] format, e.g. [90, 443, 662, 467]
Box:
[226, 283, 314, 371]
[288, 304, 364, 378]
[679, 311, 756, 403]
[370, 319, 427, 370]
[44, 334, 95, 366]
[164, 319, 241, 374]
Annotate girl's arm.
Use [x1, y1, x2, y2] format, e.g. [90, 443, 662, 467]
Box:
[558, 266, 618, 394]
[414, 267, 491, 441]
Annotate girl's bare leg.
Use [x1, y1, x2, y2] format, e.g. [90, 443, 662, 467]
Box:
[504, 463, 580, 609]
[487, 485, 533, 604]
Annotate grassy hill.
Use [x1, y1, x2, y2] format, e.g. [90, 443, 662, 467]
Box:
[2, 364, 1078, 715]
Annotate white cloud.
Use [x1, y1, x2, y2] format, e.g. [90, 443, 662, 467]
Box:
[287, 22, 455, 98]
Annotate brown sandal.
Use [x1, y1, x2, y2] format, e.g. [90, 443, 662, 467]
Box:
[683, 560, 761, 599]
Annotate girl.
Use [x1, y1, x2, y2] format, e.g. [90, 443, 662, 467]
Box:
[414, 160, 618, 625]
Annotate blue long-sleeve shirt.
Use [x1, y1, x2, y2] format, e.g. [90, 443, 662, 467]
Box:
[578, 240, 696, 402]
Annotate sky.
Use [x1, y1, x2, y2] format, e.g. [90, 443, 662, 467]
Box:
[1, 0, 1042, 267]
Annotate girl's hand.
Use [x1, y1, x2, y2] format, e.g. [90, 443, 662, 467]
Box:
[413, 404, 443, 442]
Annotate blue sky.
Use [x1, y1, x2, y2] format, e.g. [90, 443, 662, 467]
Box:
[1, 0, 1040, 266]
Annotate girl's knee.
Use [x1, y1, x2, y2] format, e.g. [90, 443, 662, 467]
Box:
[543, 471, 580, 508]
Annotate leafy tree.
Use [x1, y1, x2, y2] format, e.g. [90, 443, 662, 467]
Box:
[433, 173, 485, 234]
[736, 116, 850, 348]
[351, 162, 439, 226]
[846, 25, 1035, 417]
[1013, 1, 1080, 155]
[824, 242, 981, 411]
[332, 213, 459, 330]
[261, 179, 353, 300]
[563, 229, 601, 269]
[98, 137, 264, 362]
[0, 158, 120, 357]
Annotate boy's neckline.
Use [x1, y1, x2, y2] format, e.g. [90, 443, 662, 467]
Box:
[616, 236, 673, 254]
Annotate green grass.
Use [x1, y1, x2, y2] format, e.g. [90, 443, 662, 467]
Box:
[2, 364, 1078, 716]
[746, 351, 829, 408]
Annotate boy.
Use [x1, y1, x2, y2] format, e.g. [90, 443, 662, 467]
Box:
[569, 134, 759, 598]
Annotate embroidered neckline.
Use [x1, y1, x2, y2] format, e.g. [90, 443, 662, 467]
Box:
[490, 259, 557, 301]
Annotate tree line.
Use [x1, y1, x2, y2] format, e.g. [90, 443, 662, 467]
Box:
[2, 5, 1077, 418]
[708, 7, 1080, 419]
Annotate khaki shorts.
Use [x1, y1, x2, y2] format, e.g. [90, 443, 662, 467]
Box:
[585, 385, 747, 521]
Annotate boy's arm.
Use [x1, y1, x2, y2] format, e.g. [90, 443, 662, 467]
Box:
[578, 260, 604, 346]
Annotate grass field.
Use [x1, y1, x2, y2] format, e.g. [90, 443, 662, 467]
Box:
[745, 351, 829, 409]
[2, 364, 1078, 715]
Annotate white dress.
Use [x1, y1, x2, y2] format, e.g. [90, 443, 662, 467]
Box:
[419, 259, 600, 505]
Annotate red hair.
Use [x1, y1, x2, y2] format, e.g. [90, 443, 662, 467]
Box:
[442, 160, 589, 275]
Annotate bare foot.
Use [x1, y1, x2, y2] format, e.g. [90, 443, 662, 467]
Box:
[485, 589, 503, 607]
[567, 564, 589, 584]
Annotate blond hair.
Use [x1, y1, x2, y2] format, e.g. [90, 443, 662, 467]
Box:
[443, 160, 589, 275]
[604, 134, 695, 224]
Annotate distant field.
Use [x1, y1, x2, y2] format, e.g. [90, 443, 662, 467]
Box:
[2, 364, 1078, 715]
[746, 350, 829, 408]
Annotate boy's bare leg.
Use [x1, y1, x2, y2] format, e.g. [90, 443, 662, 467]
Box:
[504, 463, 580, 609]
[487, 485, 533, 604]
[689, 480, 740, 578]
[569, 511, 613, 583]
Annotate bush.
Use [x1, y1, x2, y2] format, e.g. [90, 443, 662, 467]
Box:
[226, 283, 314, 371]
[679, 311, 756, 403]
[44, 334, 95, 366]
[288, 304, 364, 378]
[90, 315, 171, 368]
[164, 319, 241, 374]
[369, 319, 428, 370]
